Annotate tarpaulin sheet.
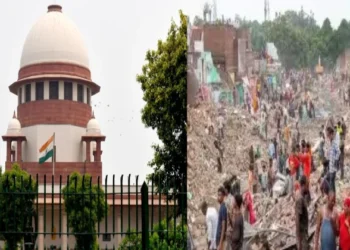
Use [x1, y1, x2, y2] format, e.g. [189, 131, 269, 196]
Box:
[219, 91, 234, 104]
[198, 52, 222, 84]
[207, 67, 221, 84]
[237, 83, 244, 105]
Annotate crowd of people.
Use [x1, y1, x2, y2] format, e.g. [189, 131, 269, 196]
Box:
[200, 177, 245, 250]
[199, 69, 350, 250]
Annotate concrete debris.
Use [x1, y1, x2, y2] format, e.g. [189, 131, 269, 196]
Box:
[187, 81, 350, 250]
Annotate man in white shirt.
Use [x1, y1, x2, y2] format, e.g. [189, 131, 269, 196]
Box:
[200, 201, 218, 249]
[217, 115, 225, 139]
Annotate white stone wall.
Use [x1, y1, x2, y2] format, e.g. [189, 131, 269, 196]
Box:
[21, 125, 89, 162]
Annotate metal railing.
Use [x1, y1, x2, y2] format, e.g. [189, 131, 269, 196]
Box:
[0, 174, 187, 250]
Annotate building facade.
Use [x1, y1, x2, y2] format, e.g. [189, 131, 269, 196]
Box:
[1, 5, 172, 249]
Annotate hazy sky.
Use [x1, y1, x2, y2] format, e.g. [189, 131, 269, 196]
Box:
[0, 0, 189, 184]
[186, 0, 350, 28]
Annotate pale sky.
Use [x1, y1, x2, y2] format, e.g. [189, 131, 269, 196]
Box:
[186, 0, 350, 28]
[0, 0, 190, 184]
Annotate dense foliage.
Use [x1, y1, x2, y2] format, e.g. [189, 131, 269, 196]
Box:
[118, 219, 187, 250]
[193, 8, 350, 70]
[136, 10, 187, 214]
[0, 164, 37, 249]
[62, 172, 107, 250]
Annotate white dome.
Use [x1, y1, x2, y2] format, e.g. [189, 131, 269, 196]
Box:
[7, 118, 22, 136]
[20, 5, 89, 69]
[86, 118, 101, 135]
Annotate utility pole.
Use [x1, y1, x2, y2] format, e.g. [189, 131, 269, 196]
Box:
[264, 0, 270, 22]
[213, 0, 217, 22]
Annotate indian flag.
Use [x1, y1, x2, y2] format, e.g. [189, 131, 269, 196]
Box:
[39, 134, 54, 164]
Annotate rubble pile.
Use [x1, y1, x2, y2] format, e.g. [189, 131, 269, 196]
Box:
[249, 174, 322, 249]
[187, 83, 350, 250]
[187, 103, 266, 248]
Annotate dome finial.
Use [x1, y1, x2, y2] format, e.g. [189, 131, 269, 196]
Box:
[92, 111, 95, 119]
[13, 111, 16, 119]
[48, 4, 62, 13]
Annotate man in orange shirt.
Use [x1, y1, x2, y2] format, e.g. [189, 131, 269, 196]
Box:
[288, 147, 300, 180]
[300, 143, 311, 180]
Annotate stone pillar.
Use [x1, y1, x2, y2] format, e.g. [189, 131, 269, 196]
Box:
[93, 150, 97, 162]
[38, 209, 44, 250]
[17, 139, 22, 163]
[95, 140, 101, 162]
[6, 140, 11, 162]
[11, 150, 15, 162]
[62, 213, 68, 250]
[86, 140, 91, 162]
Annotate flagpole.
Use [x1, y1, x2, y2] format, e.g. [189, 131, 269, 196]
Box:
[53, 133, 55, 176]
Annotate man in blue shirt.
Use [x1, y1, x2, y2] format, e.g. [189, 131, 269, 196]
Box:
[268, 139, 275, 169]
[216, 187, 227, 250]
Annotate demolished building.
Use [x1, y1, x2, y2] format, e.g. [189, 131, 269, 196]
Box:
[187, 76, 350, 249]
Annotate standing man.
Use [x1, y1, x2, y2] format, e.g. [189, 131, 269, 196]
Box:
[295, 176, 309, 250]
[339, 120, 346, 180]
[231, 175, 241, 196]
[216, 187, 227, 250]
[227, 194, 244, 250]
[314, 191, 338, 250]
[217, 114, 225, 140]
[326, 127, 340, 194]
[268, 139, 275, 169]
[200, 201, 218, 250]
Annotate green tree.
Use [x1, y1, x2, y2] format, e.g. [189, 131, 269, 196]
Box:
[62, 172, 107, 250]
[315, 18, 334, 68]
[136, 10, 187, 215]
[0, 164, 37, 249]
[263, 9, 321, 69]
[193, 15, 204, 26]
[329, 19, 350, 63]
[118, 219, 187, 250]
